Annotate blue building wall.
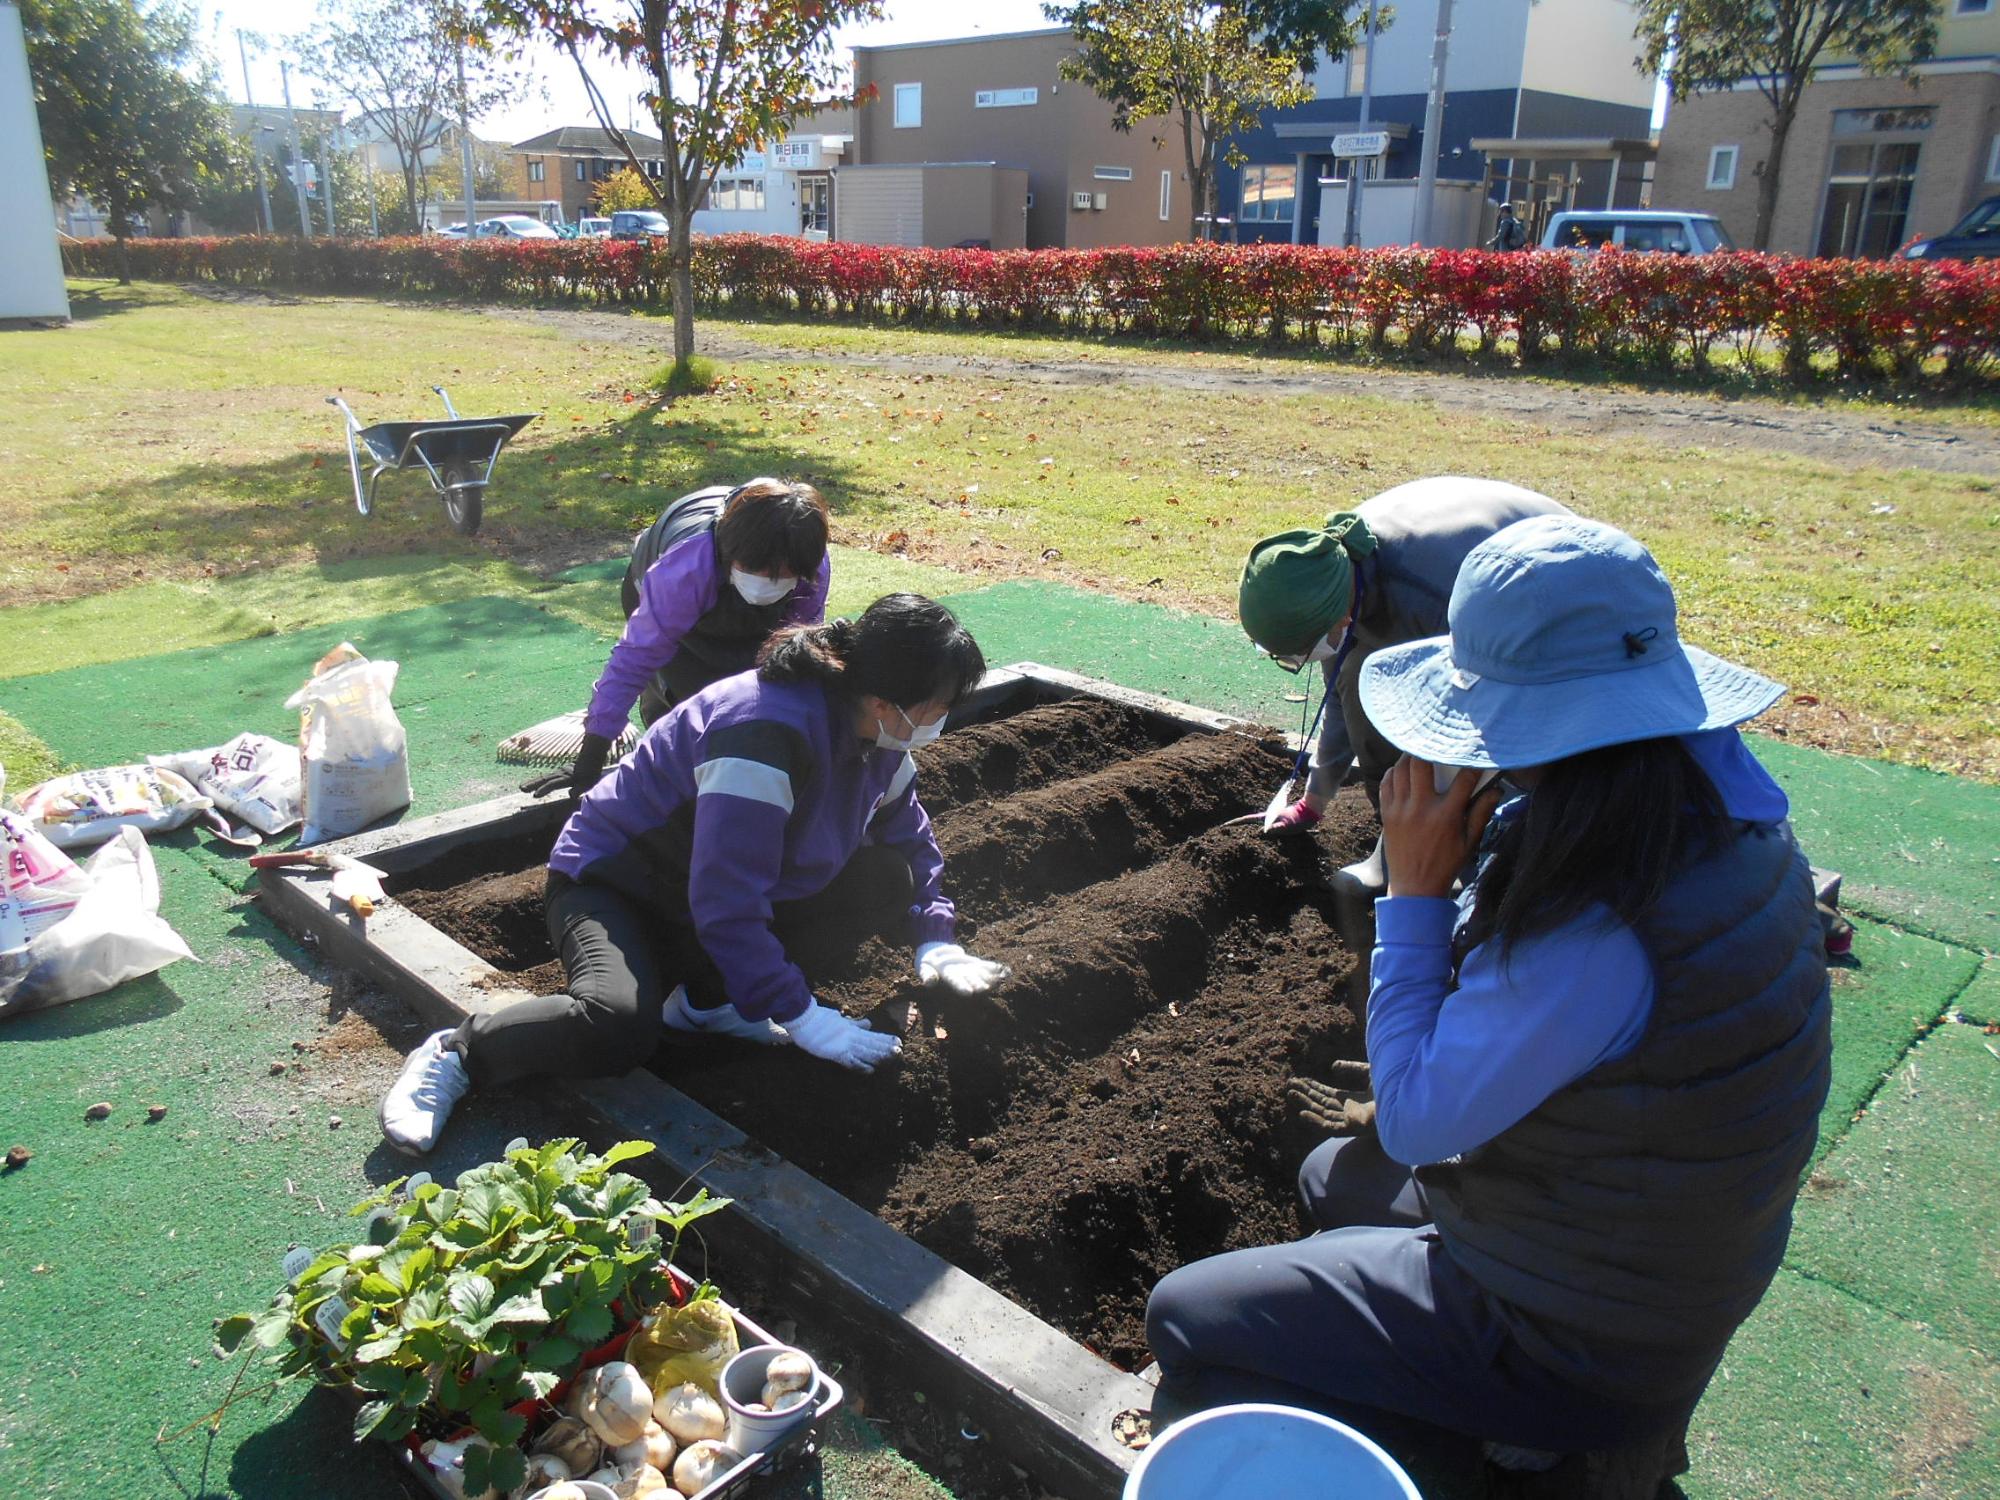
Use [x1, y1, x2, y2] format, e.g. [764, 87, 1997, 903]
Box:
[1224, 88, 1521, 243]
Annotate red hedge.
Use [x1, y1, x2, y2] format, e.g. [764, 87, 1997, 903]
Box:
[61, 233, 2000, 387]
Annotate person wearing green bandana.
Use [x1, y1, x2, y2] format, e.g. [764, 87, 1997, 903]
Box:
[1238, 476, 1570, 883]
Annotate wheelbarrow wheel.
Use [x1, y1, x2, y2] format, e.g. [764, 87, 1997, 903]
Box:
[440, 461, 484, 536]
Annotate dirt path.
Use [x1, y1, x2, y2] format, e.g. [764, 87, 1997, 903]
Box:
[499, 304, 2000, 477]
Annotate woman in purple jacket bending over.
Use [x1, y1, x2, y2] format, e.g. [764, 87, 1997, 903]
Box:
[380, 594, 1013, 1154]
[567, 478, 834, 799]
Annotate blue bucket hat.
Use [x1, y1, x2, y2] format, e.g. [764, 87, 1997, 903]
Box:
[1358, 515, 1783, 768]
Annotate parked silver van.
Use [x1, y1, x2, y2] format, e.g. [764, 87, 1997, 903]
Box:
[1542, 211, 1735, 254]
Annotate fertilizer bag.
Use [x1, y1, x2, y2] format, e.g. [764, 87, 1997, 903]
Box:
[286, 643, 411, 845]
[9, 764, 215, 850]
[149, 732, 303, 836]
[3, 827, 195, 1018]
[0, 801, 95, 1006]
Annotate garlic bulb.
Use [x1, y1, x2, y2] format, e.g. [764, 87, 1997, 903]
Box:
[592, 1462, 670, 1500]
[612, 1419, 678, 1473]
[671, 1440, 740, 1496]
[533, 1416, 603, 1477]
[655, 1381, 726, 1445]
[524, 1485, 587, 1500]
[511, 1451, 573, 1499]
[760, 1350, 813, 1396]
[761, 1386, 811, 1415]
[575, 1360, 655, 1447]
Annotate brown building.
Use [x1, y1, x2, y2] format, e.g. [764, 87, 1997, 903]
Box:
[508, 126, 667, 222]
[1652, 10, 2000, 256]
[846, 28, 1181, 249]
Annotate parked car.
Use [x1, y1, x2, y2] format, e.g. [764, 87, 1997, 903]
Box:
[435, 222, 471, 239]
[1542, 210, 1735, 254]
[610, 210, 670, 240]
[573, 216, 612, 239]
[1901, 196, 2000, 262]
[474, 215, 560, 240]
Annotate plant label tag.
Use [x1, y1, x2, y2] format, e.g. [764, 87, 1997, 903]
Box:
[314, 1294, 354, 1351]
[282, 1245, 315, 1281]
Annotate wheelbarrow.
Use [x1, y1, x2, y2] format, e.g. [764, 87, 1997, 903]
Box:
[326, 386, 537, 536]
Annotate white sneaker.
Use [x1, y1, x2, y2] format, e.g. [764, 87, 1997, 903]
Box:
[661, 984, 790, 1045]
[378, 1030, 471, 1156]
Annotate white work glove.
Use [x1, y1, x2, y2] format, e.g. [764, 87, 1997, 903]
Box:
[916, 941, 1013, 997]
[782, 1001, 902, 1073]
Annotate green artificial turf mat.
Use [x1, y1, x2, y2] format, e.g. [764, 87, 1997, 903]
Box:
[1684, 1268, 2000, 1500]
[2, 595, 607, 825]
[1755, 736, 2000, 953]
[1817, 920, 1985, 1164]
[1787, 1020, 2000, 1356]
[937, 580, 1309, 730]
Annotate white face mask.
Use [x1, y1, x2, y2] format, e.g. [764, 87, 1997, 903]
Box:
[731, 567, 796, 606]
[875, 704, 946, 752]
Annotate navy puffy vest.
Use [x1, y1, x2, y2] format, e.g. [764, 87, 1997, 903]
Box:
[1419, 821, 1831, 1395]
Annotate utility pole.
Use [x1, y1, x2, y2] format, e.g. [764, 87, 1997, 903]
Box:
[1341, 0, 1379, 250]
[1411, 0, 1454, 247]
[280, 60, 313, 237]
[236, 30, 273, 234]
[456, 38, 476, 235]
[318, 94, 337, 236]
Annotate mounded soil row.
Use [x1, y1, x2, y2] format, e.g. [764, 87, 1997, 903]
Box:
[398, 700, 1379, 1366]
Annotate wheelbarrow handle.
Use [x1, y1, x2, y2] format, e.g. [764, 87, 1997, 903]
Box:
[431, 385, 462, 419]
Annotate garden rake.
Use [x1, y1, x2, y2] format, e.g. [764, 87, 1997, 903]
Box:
[496, 711, 637, 769]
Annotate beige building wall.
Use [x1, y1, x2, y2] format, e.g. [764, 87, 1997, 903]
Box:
[838, 165, 926, 246]
[1655, 67, 2000, 254]
[1518, 0, 1655, 111]
[852, 27, 1181, 248]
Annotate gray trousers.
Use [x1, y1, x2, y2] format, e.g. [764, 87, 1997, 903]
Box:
[1145, 1135, 1701, 1452]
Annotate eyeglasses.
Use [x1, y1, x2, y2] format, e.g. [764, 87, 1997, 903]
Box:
[1255, 644, 1311, 675]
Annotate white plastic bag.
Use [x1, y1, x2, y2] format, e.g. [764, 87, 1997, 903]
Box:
[149, 733, 303, 836]
[285, 643, 411, 845]
[2, 804, 96, 1005]
[2, 828, 195, 1018]
[9, 764, 215, 850]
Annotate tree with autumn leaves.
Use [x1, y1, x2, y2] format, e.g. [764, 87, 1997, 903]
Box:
[470, 0, 879, 374]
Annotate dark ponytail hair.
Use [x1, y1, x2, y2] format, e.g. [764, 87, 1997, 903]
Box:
[759, 593, 987, 709]
[1465, 736, 1730, 953]
[715, 477, 829, 579]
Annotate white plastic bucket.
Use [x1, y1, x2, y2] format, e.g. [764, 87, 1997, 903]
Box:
[1123, 1403, 1422, 1500]
[719, 1344, 823, 1455]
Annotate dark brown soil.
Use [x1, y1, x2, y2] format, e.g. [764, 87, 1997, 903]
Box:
[397, 695, 1379, 1368]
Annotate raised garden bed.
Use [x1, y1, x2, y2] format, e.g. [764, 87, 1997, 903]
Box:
[259, 665, 1378, 1496]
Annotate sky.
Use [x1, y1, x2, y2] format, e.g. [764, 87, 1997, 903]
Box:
[203, 0, 1060, 145]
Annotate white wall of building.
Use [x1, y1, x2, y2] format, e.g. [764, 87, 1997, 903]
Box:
[1312, 0, 1531, 100]
[1, 1, 69, 321]
[1520, 0, 1655, 109]
[689, 139, 840, 238]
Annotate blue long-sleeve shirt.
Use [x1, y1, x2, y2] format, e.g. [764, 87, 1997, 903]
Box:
[1366, 729, 1791, 1167]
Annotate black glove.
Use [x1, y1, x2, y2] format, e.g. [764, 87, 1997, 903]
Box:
[569, 732, 613, 801]
[1286, 1059, 1376, 1137]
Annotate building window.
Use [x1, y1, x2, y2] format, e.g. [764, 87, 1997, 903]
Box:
[1817, 141, 1923, 258]
[894, 83, 921, 128]
[1706, 145, 1738, 191]
[527, 159, 545, 183]
[1322, 155, 1383, 184]
[1345, 42, 1369, 97]
[646, 160, 662, 178]
[1989, 134, 2000, 182]
[575, 160, 586, 182]
[1955, 0, 1991, 15]
[975, 87, 1037, 108]
[1240, 164, 1296, 223]
[1159, 169, 1172, 221]
[1094, 165, 1133, 181]
[800, 176, 830, 233]
[703, 177, 766, 213]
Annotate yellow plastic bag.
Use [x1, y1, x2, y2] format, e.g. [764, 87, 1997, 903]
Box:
[627, 1294, 738, 1398]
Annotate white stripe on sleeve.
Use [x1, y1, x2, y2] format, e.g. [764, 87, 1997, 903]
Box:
[694, 756, 795, 813]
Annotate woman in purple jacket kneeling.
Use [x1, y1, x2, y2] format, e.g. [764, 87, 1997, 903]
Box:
[380, 594, 1013, 1155]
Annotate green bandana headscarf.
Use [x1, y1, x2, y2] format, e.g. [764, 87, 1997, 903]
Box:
[1237, 511, 1379, 656]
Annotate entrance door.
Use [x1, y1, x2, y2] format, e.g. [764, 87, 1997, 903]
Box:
[800, 175, 831, 241]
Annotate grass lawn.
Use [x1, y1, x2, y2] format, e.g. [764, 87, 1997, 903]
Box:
[4, 279, 1997, 779]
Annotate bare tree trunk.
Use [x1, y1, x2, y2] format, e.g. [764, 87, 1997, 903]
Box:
[1753, 95, 1798, 252]
[670, 208, 697, 368]
[115, 233, 131, 286]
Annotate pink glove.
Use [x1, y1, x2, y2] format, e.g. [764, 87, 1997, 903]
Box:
[1266, 799, 1322, 835]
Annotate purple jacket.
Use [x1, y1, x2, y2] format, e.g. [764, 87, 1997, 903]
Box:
[551, 671, 955, 1025]
[584, 532, 830, 739]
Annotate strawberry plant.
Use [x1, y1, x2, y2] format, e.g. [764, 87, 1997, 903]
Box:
[201, 1138, 729, 1497]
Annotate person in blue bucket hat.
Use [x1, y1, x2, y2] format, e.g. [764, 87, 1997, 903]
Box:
[1148, 515, 1832, 1490]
